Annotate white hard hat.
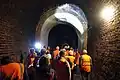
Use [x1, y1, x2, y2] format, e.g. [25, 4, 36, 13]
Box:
[83, 49, 87, 54]
[69, 50, 74, 56]
[56, 46, 59, 50]
[67, 46, 70, 48]
[64, 46, 68, 49]
[60, 49, 66, 52]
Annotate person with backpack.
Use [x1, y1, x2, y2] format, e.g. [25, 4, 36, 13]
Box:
[36, 54, 56, 80]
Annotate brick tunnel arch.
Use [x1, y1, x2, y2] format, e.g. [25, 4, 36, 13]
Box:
[36, 4, 88, 50]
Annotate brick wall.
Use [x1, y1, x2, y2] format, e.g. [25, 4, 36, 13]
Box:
[0, 0, 29, 59]
[0, 0, 120, 79]
[0, 16, 23, 57]
[88, 0, 120, 80]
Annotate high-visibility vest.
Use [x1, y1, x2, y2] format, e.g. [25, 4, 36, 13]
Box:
[81, 54, 91, 72]
[53, 50, 59, 59]
[65, 56, 75, 69]
[75, 53, 80, 65]
[0, 63, 24, 80]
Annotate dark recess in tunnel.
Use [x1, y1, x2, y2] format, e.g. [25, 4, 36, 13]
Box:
[48, 24, 78, 49]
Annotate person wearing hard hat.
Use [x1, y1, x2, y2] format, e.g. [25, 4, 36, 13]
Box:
[73, 49, 81, 74]
[69, 47, 74, 56]
[53, 50, 71, 80]
[65, 48, 75, 70]
[65, 48, 75, 80]
[64, 46, 69, 56]
[36, 54, 57, 80]
[80, 49, 92, 80]
[53, 46, 60, 59]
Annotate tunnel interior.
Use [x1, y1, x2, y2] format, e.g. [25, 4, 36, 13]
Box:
[48, 23, 78, 49]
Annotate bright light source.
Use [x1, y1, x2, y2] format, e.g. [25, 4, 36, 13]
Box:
[101, 6, 115, 21]
[35, 42, 41, 49]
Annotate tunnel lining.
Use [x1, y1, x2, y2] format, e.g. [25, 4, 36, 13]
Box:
[36, 4, 88, 50]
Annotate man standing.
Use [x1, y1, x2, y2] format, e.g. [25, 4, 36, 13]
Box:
[80, 49, 92, 80]
[54, 50, 71, 80]
[53, 46, 60, 59]
[0, 55, 24, 80]
[27, 48, 37, 68]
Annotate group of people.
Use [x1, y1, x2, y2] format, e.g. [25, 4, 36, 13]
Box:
[0, 45, 92, 80]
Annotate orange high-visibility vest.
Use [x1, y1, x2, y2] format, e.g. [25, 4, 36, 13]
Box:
[53, 50, 59, 59]
[0, 63, 24, 80]
[75, 53, 80, 65]
[81, 54, 91, 72]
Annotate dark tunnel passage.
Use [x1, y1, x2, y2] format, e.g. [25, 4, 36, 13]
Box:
[48, 24, 78, 49]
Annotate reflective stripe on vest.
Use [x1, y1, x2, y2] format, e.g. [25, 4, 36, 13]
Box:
[81, 54, 91, 66]
[81, 54, 91, 72]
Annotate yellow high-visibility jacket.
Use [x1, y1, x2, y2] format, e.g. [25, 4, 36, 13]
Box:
[80, 54, 92, 72]
[65, 56, 75, 70]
